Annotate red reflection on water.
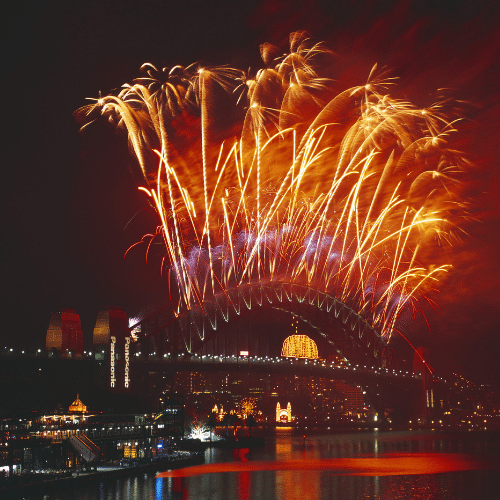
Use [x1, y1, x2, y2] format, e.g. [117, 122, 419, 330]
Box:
[238, 470, 250, 500]
[237, 449, 250, 500]
[157, 453, 495, 478]
[172, 476, 188, 499]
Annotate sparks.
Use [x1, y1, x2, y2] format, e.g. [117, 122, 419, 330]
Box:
[78, 31, 470, 342]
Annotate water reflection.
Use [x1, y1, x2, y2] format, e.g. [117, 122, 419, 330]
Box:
[276, 433, 317, 500]
[10, 430, 500, 500]
[155, 477, 163, 500]
[158, 430, 499, 499]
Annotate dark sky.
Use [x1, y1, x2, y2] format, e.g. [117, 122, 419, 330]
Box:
[2, 0, 500, 383]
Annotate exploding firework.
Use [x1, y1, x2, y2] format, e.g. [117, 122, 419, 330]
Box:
[77, 31, 469, 342]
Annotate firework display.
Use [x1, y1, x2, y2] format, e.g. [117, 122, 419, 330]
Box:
[77, 31, 469, 341]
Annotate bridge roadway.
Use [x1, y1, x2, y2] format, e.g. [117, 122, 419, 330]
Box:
[135, 353, 425, 388]
[0, 348, 438, 389]
[0, 348, 441, 404]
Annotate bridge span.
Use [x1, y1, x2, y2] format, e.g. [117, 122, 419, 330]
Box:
[134, 352, 422, 386]
[131, 352, 442, 423]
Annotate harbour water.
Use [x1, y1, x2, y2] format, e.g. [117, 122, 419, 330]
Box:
[6, 428, 500, 499]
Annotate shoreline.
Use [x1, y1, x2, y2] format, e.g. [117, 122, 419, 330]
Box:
[1, 454, 204, 498]
[3, 425, 498, 497]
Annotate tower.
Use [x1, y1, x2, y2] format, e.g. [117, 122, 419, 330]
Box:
[93, 307, 128, 348]
[93, 307, 131, 390]
[46, 309, 83, 357]
[413, 346, 433, 421]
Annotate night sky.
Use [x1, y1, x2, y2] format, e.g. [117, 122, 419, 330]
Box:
[3, 0, 500, 383]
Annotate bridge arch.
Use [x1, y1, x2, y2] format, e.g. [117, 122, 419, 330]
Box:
[136, 282, 391, 368]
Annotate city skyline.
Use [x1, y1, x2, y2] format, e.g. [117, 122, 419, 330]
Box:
[3, 0, 500, 385]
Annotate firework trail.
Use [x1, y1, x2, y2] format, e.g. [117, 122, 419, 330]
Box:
[77, 31, 469, 341]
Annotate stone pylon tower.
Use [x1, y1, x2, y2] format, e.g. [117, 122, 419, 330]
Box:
[93, 307, 131, 391]
[413, 346, 433, 421]
[46, 309, 83, 357]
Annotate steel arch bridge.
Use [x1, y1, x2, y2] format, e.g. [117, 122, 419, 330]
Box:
[134, 282, 395, 368]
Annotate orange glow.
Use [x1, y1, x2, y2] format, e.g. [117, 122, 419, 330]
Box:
[80, 31, 471, 342]
[281, 335, 319, 359]
[157, 453, 494, 478]
[68, 394, 87, 413]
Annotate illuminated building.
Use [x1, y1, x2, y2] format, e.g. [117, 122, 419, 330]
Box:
[0, 392, 186, 476]
[281, 335, 319, 359]
[333, 381, 365, 417]
[45, 309, 83, 357]
[69, 394, 87, 413]
[1, 414, 181, 473]
[93, 307, 131, 390]
[172, 371, 206, 395]
[212, 405, 226, 422]
[157, 394, 184, 437]
[276, 402, 292, 422]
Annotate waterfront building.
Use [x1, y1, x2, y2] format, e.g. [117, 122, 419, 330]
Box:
[157, 394, 184, 437]
[69, 394, 87, 413]
[0, 394, 185, 476]
[276, 402, 292, 422]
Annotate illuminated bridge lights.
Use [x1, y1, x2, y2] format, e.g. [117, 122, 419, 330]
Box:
[139, 353, 416, 384]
